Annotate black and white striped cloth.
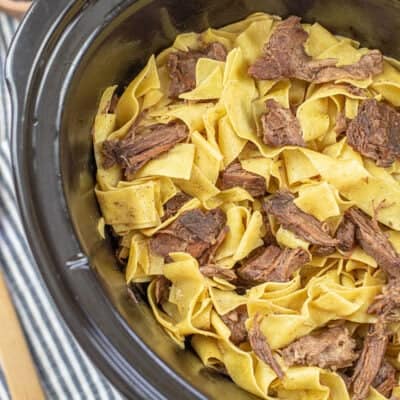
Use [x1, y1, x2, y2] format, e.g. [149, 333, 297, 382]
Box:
[0, 13, 122, 400]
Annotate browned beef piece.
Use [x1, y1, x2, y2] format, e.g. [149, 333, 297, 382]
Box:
[198, 226, 229, 265]
[162, 192, 192, 222]
[237, 245, 310, 284]
[249, 314, 284, 378]
[264, 192, 339, 247]
[150, 209, 227, 261]
[346, 99, 400, 167]
[150, 233, 188, 257]
[372, 360, 397, 398]
[262, 212, 276, 246]
[310, 245, 336, 256]
[219, 161, 266, 197]
[336, 216, 356, 253]
[281, 326, 358, 371]
[199, 265, 238, 281]
[346, 207, 400, 279]
[261, 99, 305, 147]
[221, 305, 248, 345]
[351, 320, 388, 400]
[167, 42, 227, 98]
[248, 16, 383, 83]
[154, 276, 171, 305]
[313, 51, 383, 83]
[368, 279, 400, 320]
[102, 121, 189, 180]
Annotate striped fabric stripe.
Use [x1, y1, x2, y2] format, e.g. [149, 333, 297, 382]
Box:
[0, 13, 122, 400]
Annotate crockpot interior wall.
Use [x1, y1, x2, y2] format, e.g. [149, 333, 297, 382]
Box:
[61, 0, 400, 397]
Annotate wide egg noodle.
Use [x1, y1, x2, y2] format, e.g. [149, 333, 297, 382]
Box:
[217, 115, 247, 167]
[92, 85, 121, 190]
[110, 56, 160, 141]
[180, 59, 225, 101]
[191, 131, 223, 184]
[148, 253, 218, 347]
[135, 143, 195, 180]
[95, 181, 161, 231]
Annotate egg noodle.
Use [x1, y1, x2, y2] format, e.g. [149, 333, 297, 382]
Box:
[93, 13, 400, 400]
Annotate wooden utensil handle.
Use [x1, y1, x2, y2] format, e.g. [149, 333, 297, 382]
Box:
[0, 0, 32, 18]
[0, 271, 45, 400]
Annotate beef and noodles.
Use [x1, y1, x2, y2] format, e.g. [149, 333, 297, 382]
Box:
[93, 12, 400, 400]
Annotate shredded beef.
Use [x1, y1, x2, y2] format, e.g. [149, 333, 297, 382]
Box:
[372, 360, 397, 398]
[282, 326, 358, 370]
[150, 233, 187, 257]
[248, 16, 383, 83]
[154, 276, 171, 305]
[198, 226, 229, 265]
[167, 42, 227, 98]
[311, 245, 336, 256]
[261, 99, 305, 147]
[150, 209, 226, 262]
[262, 211, 276, 246]
[219, 161, 266, 197]
[237, 245, 310, 284]
[336, 216, 356, 253]
[346, 207, 400, 279]
[351, 320, 389, 400]
[221, 305, 248, 345]
[368, 279, 400, 320]
[162, 192, 192, 222]
[102, 121, 189, 180]
[264, 192, 339, 247]
[199, 265, 238, 281]
[346, 99, 400, 167]
[249, 314, 284, 378]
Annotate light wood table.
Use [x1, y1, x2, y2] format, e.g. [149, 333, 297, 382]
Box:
[0, 271, 45, 400]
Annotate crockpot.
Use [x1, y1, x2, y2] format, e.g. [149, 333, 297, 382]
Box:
[6, 0, 400, 398]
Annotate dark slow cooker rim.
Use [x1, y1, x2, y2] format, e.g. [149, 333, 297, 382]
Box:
[5, 1, 208, 399]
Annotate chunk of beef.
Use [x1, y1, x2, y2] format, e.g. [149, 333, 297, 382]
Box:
[199, 265, 238, 282]
[346, 207, 400, 279]
[264, 192, 339, 247]
[249, 314, 284, 378]
[261, 211, 276, 246]
[219, 161, 266, 197]
[221, 305, 248, 345]
[282, 326, 358, 370]
[237, 245, 310, 285]
[150, 233, 188, 258]
[368, 279, 400, 320]
[351, 320, 388, 400]
[162, 192, 192, 222]
[150, 209, 227, 262]
[102, 121, 189, 180]
[336, 216, 356, 253]
[261, 99, 305, 147]
[167, 42, 227, 98]
[248, 16, 383, 83]
[372, 360, 397, 398]
[310, 245, 336, 256]
[154, 276, 171, 305]
[198, 226, 229, 265]
[347, 99, 400, 167]
[312, 51, 383, 83]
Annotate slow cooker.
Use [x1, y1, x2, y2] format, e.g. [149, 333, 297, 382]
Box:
[7, 0, 400, 398]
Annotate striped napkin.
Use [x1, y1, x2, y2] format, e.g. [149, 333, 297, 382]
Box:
[0, 13, 122, 400]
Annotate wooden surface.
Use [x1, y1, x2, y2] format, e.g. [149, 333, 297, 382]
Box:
[0, 271, 45, 400]
[0, 0, 31, 18]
